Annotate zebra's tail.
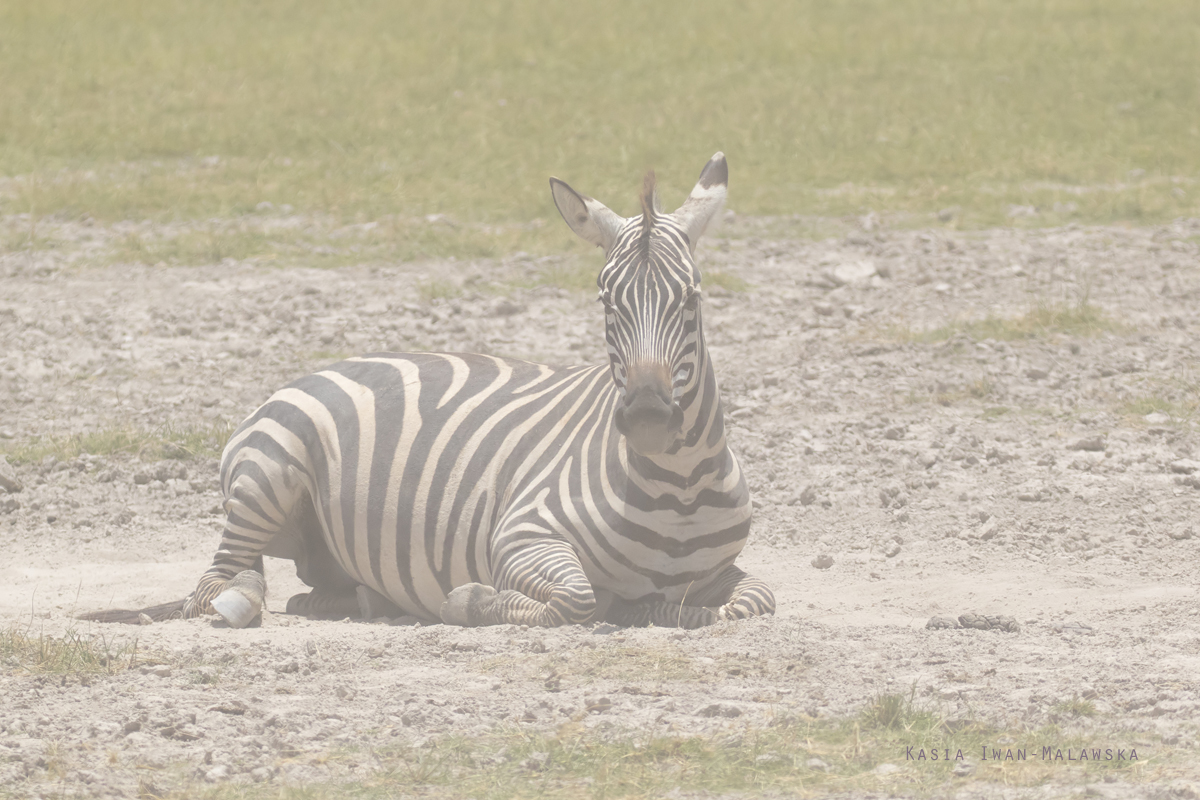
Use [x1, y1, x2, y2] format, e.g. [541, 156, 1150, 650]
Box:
[77, 599, 188, 625]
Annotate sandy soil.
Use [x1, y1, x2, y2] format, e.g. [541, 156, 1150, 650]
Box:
[1, 213, 1198, 798]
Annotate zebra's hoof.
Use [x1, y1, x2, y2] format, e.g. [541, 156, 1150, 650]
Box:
[211, 570, 266, 629]
[440, 583, 496, 627]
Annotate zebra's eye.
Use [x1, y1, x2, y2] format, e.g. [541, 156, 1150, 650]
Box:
[684, 286, 700, 308]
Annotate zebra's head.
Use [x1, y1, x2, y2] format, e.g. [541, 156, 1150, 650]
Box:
[550, 152, 728, 456]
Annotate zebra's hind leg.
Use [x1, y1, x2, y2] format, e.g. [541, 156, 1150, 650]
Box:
[606, 564, 776, 629]
[441, 538, 596, 627]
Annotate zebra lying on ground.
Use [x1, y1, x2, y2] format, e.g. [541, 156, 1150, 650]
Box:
[85, 153, 775, 629]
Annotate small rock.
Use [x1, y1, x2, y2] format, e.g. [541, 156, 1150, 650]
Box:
[695, 703, 743, 718]
[959, 614, 1020, 632]
[0, 456, 23, 493]
[874, 762, 901, 775]
[489, 299, 525, 317]
[148, 665, 171, 677]
[813, 302, 836, 317]
[953, 761, 976, 777]
[884, 542, 901, 558]
[883, 425, 906, 440]
[1054, 621, 1095, 636]
[831, 260, 877, 285]
[584, 696, 613, 714]
[1067, 436, 1106, 452]
[123, 720, 142, 734]
[1169, 459, 1200, 474]
[138, 613, 154, 626]
[204, 765, 229, 783]
[335, 686, 357, 701]
[592, 623, 620, 635]
[133, 471, 152, 485]
[934, 282, 951, 294]
[805, 757, 831, 772]
[798, 485, 819, 506]
[250, 766, 273, 782]
[367, 646, 384, 658]
[811, 554, 834, 570]
[1169, 527, 1194, 541]
[1145, 412, 1171, 425]
[926, 616, 960, 630]
[1025, 367, 1050, 380]
[275, 659, 299, 674]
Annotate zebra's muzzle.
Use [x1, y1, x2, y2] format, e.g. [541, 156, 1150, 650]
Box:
[615, 385, 683, 455]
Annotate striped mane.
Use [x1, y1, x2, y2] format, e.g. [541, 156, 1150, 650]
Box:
[637, 170, 657, 258]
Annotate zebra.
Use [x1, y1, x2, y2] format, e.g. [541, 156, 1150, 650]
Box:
[85, 153, 775, 630]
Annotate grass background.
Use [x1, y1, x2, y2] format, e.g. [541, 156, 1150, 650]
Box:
[2, 0, 1198, 250]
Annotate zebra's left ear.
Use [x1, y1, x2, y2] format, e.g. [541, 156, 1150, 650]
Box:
[672, 152, 728, 254]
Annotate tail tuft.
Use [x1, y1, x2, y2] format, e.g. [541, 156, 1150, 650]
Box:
[78, 599, 187, 625]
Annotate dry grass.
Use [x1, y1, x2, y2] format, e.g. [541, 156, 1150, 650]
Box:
[0, 625, 141, 676]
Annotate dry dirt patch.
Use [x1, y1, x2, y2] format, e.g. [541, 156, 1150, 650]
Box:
[1, 215, 1198, 798]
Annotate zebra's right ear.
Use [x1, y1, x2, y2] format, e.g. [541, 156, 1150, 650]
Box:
[550, 178, 625, 253]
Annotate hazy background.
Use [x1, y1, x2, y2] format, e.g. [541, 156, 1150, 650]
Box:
[2, 0, 1198, 261]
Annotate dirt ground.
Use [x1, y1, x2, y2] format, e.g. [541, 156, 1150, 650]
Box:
[1, 212, 1198, 798]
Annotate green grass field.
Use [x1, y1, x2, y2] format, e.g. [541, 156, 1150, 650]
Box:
[2, 0, 1198, 253]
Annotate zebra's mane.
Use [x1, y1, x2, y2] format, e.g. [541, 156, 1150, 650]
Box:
[638, 170, 658, 258]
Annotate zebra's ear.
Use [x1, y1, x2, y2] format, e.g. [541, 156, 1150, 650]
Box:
[550, 178, 626, 253]
[672, 152, 728, 254]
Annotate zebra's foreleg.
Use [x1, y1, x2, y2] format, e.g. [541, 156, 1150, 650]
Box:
[605, 564, 776, 629]
[440, 539, 596, 627]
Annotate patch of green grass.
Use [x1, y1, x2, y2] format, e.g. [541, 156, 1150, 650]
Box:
[0, 422, 235, 464]
[894, 301, 1122, 345]
[482, 644, 702, 684]
[146, 697, 1168, 800]
[0, 625, 141, 676]
[2, 0, 1198, 245]
[1117, 388, 1200, 424]
[704, 270, 750, 294]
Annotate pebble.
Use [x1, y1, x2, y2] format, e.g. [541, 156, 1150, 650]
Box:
[805, 757, 831, 772]
[204, 765, 229, 782]
[584, 696, 613, 714]
[811, 554, 834, 570]
[1145, 412, 1171, 425]
[1025, 367, 1050, 380]
[1067, 436, 1106, 452]
[695, 703, 743, 718]
[1169, 459, 1200, 474]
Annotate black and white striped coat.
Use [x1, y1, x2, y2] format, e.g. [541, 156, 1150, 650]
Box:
[95, 153, 775, 629]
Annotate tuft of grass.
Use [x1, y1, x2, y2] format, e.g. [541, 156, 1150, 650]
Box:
[0, 625, 141, 676]
[704, 270, 750, 294]
[0, 422, 235, 465]
[1050, 697, 1098, 719]
[2, 0, 1199, 243]
[417, 279, 462, 303]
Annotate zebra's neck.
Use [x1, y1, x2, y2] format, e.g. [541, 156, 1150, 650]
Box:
[622, 338, 734, 492]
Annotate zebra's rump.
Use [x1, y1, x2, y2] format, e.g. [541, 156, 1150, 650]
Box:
[219, 352, 751, 619]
